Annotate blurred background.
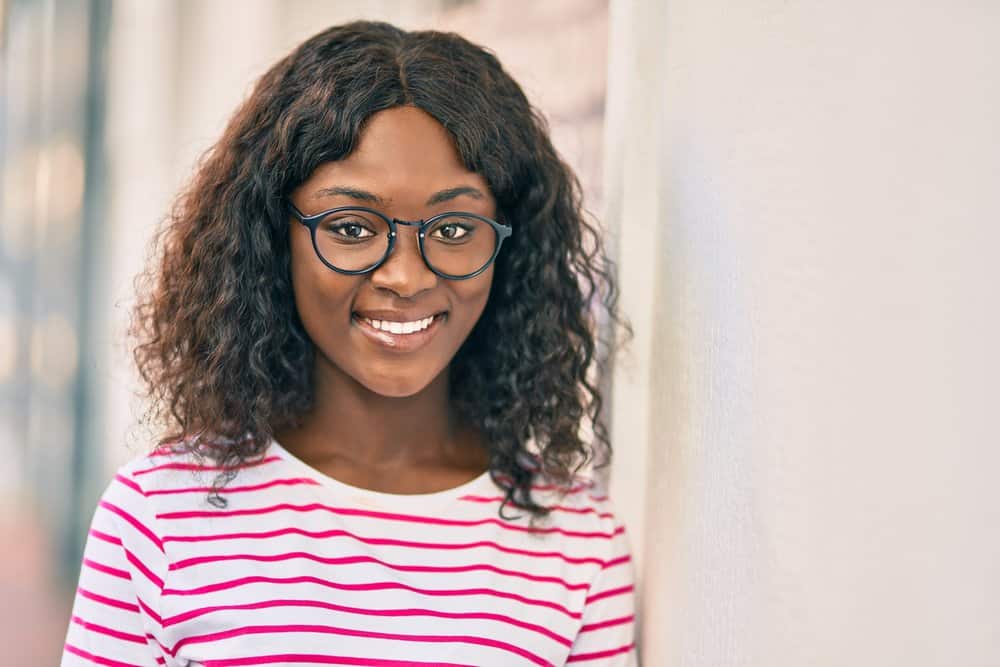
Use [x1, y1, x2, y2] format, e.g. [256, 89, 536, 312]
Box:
[2, 0, 610, 663]
[2, 0, 998, 665]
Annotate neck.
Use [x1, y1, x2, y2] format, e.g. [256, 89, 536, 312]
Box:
[274, 353, 483, 474]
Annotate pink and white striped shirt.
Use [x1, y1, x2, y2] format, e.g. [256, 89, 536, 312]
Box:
[61, 439, 637, 666]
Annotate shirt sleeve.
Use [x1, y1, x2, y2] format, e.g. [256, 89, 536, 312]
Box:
[61, 467, 169, 666]
[566, 499, 639, 665]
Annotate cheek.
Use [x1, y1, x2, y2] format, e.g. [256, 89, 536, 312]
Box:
[289, 233, 356, 329]
[453, 268, 495, 326]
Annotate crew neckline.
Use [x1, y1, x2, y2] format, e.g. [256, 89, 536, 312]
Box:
[267, 438, 498, 508]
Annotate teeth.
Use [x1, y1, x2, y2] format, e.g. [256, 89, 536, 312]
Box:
[363, 315, 436, 334]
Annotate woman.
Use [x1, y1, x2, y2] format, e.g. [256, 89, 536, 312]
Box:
[63, 20, 636, 667]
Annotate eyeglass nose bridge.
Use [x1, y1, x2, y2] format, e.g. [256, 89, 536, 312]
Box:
[386, 217, 429, 240]
[379, 218, 438, 279]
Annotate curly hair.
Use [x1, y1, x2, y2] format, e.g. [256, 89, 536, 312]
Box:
[131, 20, 630, 520]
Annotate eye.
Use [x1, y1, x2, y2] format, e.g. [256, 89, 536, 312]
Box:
[430, 222, 473, 242]
[330, 222, 375, 240]
[319, 213, 383, 242]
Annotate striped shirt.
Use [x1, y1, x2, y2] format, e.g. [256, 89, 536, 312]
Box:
[61, 439, 637, 666]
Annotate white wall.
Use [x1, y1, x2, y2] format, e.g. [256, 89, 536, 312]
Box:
[606, 1, 1000, 665]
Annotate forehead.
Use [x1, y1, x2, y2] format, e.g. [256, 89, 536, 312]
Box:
[299, 106, 494, 211]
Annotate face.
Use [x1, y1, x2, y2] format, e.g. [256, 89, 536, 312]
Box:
[287, 106, 497, 398]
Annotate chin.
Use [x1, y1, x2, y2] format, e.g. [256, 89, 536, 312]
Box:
[359, 372, 436, 399]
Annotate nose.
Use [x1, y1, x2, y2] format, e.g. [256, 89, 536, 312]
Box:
[368, 224, 438, 298]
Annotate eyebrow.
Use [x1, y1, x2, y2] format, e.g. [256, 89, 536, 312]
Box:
[312, 185, 485, 206]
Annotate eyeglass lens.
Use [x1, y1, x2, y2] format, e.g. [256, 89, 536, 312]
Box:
[314, 209, 498, 276]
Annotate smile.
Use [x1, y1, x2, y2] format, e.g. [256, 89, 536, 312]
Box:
[362, 315, 436, 334]
[351, 312, 447, 352]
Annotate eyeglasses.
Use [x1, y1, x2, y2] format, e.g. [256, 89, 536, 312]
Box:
[287, 202, 513, 280]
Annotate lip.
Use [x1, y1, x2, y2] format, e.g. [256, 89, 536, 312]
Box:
[352, 312, 447, 352]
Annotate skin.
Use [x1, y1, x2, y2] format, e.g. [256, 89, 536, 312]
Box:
[274, 106, 495, 494]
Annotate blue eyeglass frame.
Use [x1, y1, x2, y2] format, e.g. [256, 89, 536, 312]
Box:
[287, 201, 513, 280]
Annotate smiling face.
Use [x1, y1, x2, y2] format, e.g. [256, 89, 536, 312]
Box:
[287, 106, 497, 398]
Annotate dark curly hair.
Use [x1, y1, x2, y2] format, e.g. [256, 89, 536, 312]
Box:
[131, 20, 630, 520]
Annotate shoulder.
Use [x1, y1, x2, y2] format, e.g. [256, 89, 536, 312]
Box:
[542, 475, 631, 561]
[508, 474, 629, 555]
[94, 442, 288, 547]
[110, 440, 284, 497]
[89, 443, 277, 542]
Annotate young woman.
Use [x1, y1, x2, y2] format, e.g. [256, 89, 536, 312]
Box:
[62, 20, 636, 667]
